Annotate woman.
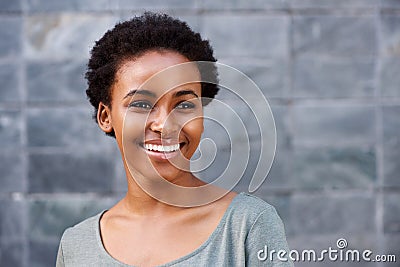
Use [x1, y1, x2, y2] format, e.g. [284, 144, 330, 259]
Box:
[56, 12, 292, 266]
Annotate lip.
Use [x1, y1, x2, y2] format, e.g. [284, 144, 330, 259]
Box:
[143, 139, 181, 146]
[142, 147, 180, 160]
[139, 140, 185, 161]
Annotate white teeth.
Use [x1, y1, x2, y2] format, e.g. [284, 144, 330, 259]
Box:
[144, 143, 180, 153]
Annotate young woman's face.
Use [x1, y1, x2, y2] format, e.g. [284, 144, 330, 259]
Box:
[108, 50, 203, 184]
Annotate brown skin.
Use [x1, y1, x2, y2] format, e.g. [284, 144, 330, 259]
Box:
[97, 50, 236, 266]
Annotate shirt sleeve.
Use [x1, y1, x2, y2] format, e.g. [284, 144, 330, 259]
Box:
[245, 206, 293, 267]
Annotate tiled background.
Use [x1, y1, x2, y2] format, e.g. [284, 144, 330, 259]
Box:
[0, 0, 399, 266]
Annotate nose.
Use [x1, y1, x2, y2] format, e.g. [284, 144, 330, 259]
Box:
[148, 106, 178, 135]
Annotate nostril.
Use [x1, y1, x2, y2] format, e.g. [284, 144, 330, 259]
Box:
[148, 110, 172, 132]
[148, 121, 165, 133]
[149, 119, 179, 135]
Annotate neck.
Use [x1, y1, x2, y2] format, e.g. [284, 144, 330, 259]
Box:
[120, 163, 205, 217]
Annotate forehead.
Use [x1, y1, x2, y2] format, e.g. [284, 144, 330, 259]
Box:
[115, 50, 201, 97]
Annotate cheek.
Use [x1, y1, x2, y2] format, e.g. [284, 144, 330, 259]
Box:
[123, 113, 148, 140]
[112, 106, 147, 145]
[110, 108, 125, 149]
[183, 117, 203, 144]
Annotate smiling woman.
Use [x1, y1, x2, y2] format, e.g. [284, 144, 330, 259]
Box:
[56, 12, 292, 267]
[101, 51, 205, 187]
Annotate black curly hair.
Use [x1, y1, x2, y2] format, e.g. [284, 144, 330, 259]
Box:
[85, 12, 219, 137]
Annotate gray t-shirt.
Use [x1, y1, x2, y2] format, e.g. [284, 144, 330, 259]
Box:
[56, 193, 293, 266]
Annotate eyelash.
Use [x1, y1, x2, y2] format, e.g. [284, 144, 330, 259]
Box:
[175, 101, 195, 109]
[128, 101, 152, 110]
[128, 101, 196, 110]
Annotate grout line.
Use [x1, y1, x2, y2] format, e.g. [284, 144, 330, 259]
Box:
[375, 5, 385, 266]
[286, 7, 295, 185]
[19, 0, 29, 266]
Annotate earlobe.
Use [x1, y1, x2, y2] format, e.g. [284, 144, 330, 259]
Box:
[97, 102, 113, 134]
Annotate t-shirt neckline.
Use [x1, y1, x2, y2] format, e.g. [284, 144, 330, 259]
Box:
[94, 192, 245, 267]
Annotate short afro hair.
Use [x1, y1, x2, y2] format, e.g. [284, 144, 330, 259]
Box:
[86, 12, 219, 137]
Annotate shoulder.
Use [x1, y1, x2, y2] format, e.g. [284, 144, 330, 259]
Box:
[57, 211, 108, 265]
[60, 211, 104, 249]
[229, 192, 280, 222]
[232, 194, 292, 265]
[220, 192, 284, 237]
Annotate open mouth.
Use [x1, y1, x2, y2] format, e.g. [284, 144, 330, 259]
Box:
[140, 141, 185, 160]
[144, 143, 180, 153]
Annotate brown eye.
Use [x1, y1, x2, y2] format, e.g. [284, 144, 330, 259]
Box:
[129, 101, 153, 110]
[175, 101, 195, 110]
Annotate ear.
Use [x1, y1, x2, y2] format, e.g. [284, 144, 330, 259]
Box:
[97, 102, 113, 134]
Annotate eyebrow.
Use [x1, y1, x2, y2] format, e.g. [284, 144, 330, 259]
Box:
[123, 89, 199, 100]
[173, 90, 199, 98]
[123, 89, 156, 99]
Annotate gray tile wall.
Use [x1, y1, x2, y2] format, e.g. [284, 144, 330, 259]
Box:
[0, 0, 399, 266]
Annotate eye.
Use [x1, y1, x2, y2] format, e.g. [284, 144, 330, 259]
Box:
[175, 101, 195, 110]
[128, 101, 152, 110]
